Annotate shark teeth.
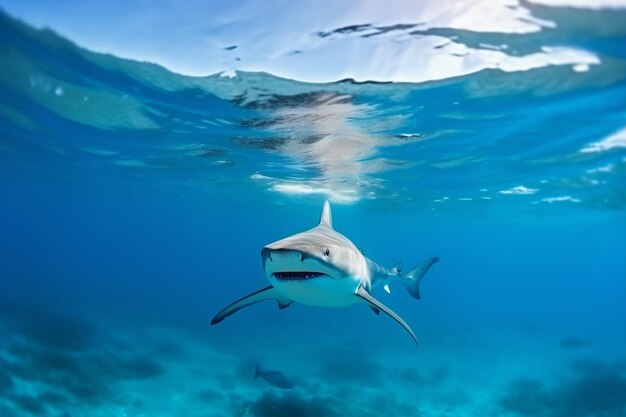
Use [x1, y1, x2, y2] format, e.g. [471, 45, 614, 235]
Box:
[272, 271, 326, 281]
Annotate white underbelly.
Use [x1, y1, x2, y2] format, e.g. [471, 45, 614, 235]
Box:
[269, 275, 361, 307]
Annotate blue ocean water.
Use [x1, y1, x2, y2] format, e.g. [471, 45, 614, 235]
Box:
[0, 6, 626, 417]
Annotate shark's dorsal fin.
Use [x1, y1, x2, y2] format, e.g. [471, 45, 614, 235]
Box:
[319, 200, 333, 228]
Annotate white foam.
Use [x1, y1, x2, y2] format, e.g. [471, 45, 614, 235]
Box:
[250, 173, 270, 180]
[541, 196, 581, 203]
[499, 185, 538, 195]
[581, 127, 626, 153]
[572, 63, 590, 72]
[586, 163, 615, 174]
[272, 182, 359, 204]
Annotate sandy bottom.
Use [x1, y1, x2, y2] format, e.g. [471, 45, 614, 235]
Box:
[1, 303, 625, 417]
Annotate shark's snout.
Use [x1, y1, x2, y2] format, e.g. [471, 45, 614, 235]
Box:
[261, 247, 272, 263]
[261, 248, 303, 264]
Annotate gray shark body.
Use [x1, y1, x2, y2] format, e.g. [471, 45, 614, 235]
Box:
[211, 201, 438, 346]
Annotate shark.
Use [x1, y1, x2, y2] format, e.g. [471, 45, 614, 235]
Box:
[211, 200, 439, 346]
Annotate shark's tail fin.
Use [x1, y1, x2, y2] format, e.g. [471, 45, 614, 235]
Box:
[402, 257, 439, 299]
[253, 365, 261, 379]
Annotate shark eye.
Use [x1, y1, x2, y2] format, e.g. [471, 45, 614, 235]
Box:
[324, 249, 330, 256]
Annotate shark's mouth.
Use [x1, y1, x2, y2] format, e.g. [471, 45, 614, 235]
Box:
[272, 271, 328, 281]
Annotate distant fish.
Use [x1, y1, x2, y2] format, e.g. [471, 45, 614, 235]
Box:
[253, 366, 294, 389]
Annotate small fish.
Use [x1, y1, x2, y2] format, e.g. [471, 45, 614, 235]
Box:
[253, 366, 294, 389]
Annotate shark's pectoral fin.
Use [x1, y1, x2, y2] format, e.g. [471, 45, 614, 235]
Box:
[356, 287, 418, 346]
[211, 286, 292, 325]
[361, 286, 380, 315]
